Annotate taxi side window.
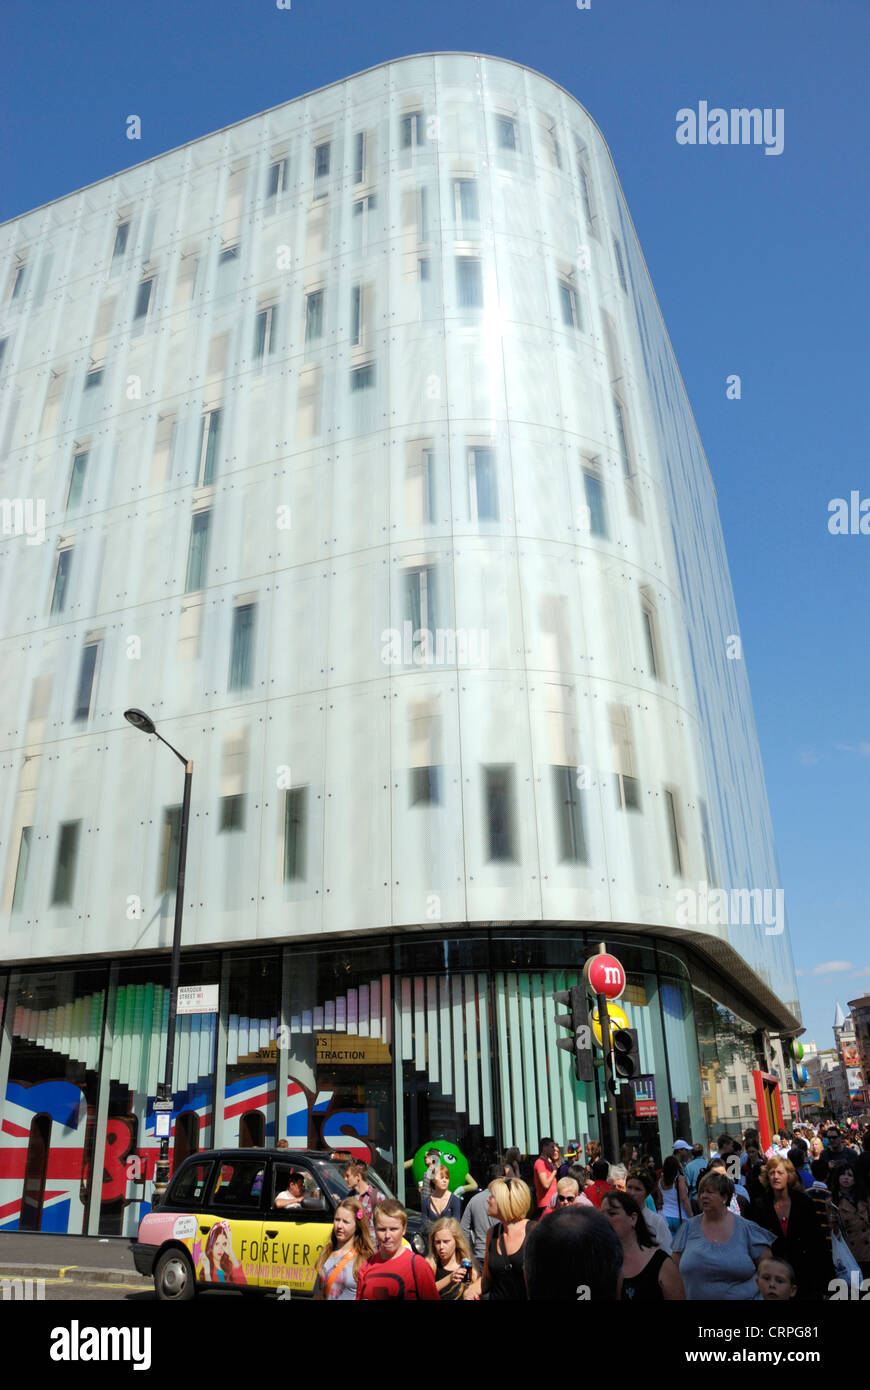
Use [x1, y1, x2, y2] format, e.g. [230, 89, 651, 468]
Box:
[171, 1161, 213, 1207]
[208, 1160, 266, 1210]
[272, 1166, 319, 1206]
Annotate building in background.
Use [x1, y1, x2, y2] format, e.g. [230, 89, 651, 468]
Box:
[0, 54, 800, 1235]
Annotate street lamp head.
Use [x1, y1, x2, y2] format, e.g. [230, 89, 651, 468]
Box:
[124, 707, 156, 735]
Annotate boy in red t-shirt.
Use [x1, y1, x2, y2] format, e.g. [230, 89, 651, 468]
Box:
[583, 1159, 614, 1208]
[356, 1200, 439, 1300]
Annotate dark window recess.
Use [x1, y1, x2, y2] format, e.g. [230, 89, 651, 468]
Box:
[485, 765, 517, 862]
[52, 821, 81, 904]
[283, 786, 307, 881]
[159, 806, 182, 893]
[73, 642, 99, 721]
[410, 766, 442, 806]
[553, 765, 587, 862]
[228, 603, 255, 690]
[219, 794, 246, 832]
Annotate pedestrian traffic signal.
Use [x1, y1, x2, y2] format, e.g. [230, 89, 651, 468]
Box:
[553, 986, 594, 1083]
[611, 1027, 640, 1081]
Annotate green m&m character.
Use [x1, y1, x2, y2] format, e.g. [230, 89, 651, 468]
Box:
[411, 1139, 471, 1193]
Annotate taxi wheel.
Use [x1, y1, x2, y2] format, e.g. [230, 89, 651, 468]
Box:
[154, 1247, 196, 1302]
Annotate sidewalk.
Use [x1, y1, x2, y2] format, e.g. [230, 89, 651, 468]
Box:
[0, 1232, 148, 1286]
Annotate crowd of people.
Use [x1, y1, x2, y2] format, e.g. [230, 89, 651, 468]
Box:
[310, 1120, 870, 1300]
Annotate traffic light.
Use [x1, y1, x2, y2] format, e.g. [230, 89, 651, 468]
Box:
[553, 986, 594, 1083]
[611, 1027, 640, 1082]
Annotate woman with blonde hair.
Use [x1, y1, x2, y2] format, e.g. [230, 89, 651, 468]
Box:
[750, 1156, 833, 1300]
[463, 1177, 531, 1301]
[313, 1197, 374, 1300]
[427, 1217, 477, 1299]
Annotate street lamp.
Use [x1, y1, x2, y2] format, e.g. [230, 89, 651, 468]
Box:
[124, 708, 193, 1201]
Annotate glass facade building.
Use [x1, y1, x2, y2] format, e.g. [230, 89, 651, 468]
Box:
[0, 55, 799, 1233]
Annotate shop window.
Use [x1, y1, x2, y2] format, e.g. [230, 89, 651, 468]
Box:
[19, 1115, 51, 1230]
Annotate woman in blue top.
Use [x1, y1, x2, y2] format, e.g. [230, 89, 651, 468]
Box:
[672, 1172, 772, 1300]
[421, 1164, 462, 1227]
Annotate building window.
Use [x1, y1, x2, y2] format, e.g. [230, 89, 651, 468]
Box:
[198, 407, 221, 486]
[219, 794, 246, 832]
[254, 305, 278, 361]
[73, 641, 100, 721]
[84, 366, 104, 390]
[112, 222, 130, 260]
[406, 446, 435, 525]
[52, 821, 81, 905]
[613, 239, 628, 294]
[218, 245, 239, 265]
[610, 704, 640, 812]
[456, 257, 483, 309]
[267, 158, 288, 199]
[403, 565, 437, 634]
[354, 131, 366, 184]
[576, 153, 596, 235]
[11, 826, 32, 913]
[663, 788, 683, 876]
[400, 112, 424, 149]
[134, 278, 154, 321]
[546, 123, 563, 169]
[468, 446, 498, 522]
[700, 799, 718, 886]
[66, 449, 89, 514]
[454, 178, 479, 225]
[495, 116, 517, 151]
[314, 141, 330, 190]
[350, 285, 361, 346]
[559, 278, 580, 330]
[185, 510, 211, 593]
[641, 591, 662, 679]
[352, 195, 377, 253]
[410, 766, 441, 806]
[553, 765, 587, 863]
[305, 290, 324, 342]
[484, 765, 517, 862]
[228, 603, 256, 691]
[0, 337, 7, 373]
[613, 397, 632, 480]
[158, 806, 182, 894]
[741, 1074, 750, 1093]
[350, 363, 374, 391]
[283, 786, 307, 880]
[615, 773, 641, 811]
[582, 466, 607, 538]
[49, 547, 73, 615]
[10, 264, 26, 300]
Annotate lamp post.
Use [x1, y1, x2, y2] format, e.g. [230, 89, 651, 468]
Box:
[124, 708, 193, 1201]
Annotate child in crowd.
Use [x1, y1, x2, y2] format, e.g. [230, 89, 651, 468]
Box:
[756, 1256, 797, 1301]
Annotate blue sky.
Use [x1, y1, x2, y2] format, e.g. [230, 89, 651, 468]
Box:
[3, 0, 868, 1049]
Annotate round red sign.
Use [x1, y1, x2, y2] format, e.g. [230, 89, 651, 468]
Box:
[584, 953, 626, 1000]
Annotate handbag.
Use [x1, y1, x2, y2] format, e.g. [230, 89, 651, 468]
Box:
[831, 1229, 861, 1282]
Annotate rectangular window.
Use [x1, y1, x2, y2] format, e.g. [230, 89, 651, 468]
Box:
[700, 799, 717, 886]
[84, 367, 104, 390]
[228, 603, 256, 691]
[354, 131, 366, 183]
[546, 124, 563, 169]
[484, 765, 517, 862]
[553, 765, 587, 863]
[305, 289, 324, 342]
[582, 468, 607, 538]
[73, 641, 99, 721]
[254, 305, 277, 361]
[400, 112, 424, 148]
[134, 278, 154, 320]
[559, 279, 580, 330]
[496, 116, 517, 151]
[456, 258, 483, 308]
[50, 547, 73, 615]
[350, 285, 361, 345]
[112, 222, 130, 260]
[52, 821, 81, 905]
[66, 450, 88, 513]
[613, 239, 628, 294]
[410, 447, 435, 524]
[283, 786, 307, 880]
[185, 510, 211, 592]
[403, 565, 437, 634]
[664, 788, 682, 876]
[741, 1074, 750, 1093]
[10, 265, 26, 300]
[11, 826, 32, 913]
[576, 157, 595, 234]
[613, 397, 632, 479]
[219, 794, 246, 832]
[417, 186, 429, 243]
[410, 765, 441, 806]
[158, 806, 182, 894]
[728, 1076, 738, 1094]
[350, 363, 374, 391]
[641, 597, 660, 679]
[198, 408, 221, 486]
[615, 773, 641, 812]
[218, 245, 239, 265]
[352, 195, 377, 253]
[314, 141, 330, 184]
[455, 178, 479, 225]
[0, 337, 7, 373]
[267, 158, 288, 199]
[468, 446, 498, 522]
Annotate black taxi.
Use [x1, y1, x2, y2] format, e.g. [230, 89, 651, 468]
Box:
[132, 1149, 423, 1300]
